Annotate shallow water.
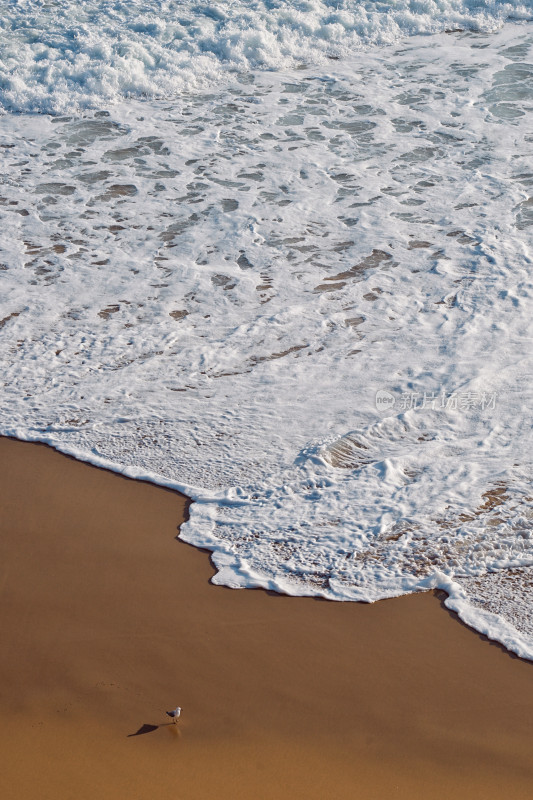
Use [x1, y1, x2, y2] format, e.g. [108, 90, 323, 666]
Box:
[1, 13, 533, 657]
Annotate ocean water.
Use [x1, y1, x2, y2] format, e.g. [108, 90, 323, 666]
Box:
[1, 2, 533, 658]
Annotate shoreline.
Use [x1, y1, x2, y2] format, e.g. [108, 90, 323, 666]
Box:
[2, 433, 528, 662]
[1, 435, 532, 799]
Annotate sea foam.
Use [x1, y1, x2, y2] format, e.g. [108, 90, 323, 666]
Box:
[0, 11, 532, 659]
[1, 0, 532, 112]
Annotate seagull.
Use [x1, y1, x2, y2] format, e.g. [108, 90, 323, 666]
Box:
[166, 706, 181, 724]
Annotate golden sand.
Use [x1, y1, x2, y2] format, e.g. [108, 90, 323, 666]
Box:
[0, 436, 531, 799]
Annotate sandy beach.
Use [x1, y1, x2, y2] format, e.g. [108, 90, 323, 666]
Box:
[0, 435, 531, 800]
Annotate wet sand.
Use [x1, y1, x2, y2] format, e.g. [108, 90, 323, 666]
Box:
[0, 435, 532, 800]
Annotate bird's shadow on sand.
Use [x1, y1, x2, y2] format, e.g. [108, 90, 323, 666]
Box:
[127, 723, 178, 738]
[127, 723, 160, 737]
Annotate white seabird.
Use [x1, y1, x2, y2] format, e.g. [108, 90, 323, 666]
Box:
[166, 706, 182, 723]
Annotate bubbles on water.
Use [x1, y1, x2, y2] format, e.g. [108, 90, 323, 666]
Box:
[1, 1, 532, 113]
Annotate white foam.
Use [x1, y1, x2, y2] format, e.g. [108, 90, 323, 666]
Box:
[1, 1, 532, 112]
[1, 22, 532, 659]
